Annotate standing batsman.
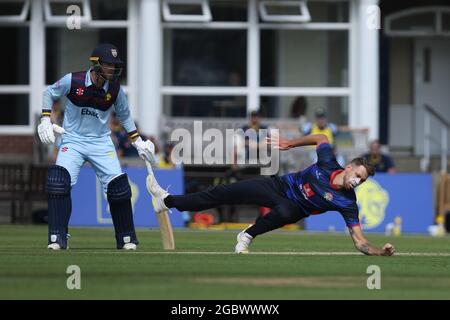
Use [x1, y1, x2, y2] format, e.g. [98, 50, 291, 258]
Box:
[146, 134, 395, 256]
[38, 43, 155, 250]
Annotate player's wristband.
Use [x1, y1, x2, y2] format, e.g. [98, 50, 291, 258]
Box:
[41, 109, 52, 117]
[128, 130, 140, 141]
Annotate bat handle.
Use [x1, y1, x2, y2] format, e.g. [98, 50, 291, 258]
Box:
[145, 160, 153, 175]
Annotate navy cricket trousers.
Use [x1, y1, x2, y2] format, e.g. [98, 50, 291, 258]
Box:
[166, 176, 307, 238]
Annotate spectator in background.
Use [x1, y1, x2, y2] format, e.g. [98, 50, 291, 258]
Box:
[242, 110, 268, 132]
[110, 112, 139, 158]
[290, 96, 308, 134]
[303, 108, 337, 146]
[302, 108, 345, 166]
[241, 110, 269, 162]
[158, 143, 176, 169]
[362, 140, 396, 174]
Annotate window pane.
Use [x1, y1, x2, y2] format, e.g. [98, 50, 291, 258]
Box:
[391, 12, 435, 32]
[0, 95, 29, 125]
[443, 13, 450, 32]
[46, 28, 127, 85]
[169, 4, 203, 15]
[91, 0, 128, 20]
[259, 0, 349, 23]
[0, 1, 26, 16]
[163, 0, 247, 21]
[164, 95, 246, 117]
[0, 27, 29, 85]
[164, 29, 247, 86]
[307, 1, 349, 23]
[50, 1, 85, 16]
[260, 96, 348, 125]
[261, 30, 348, 87]
[210, 0, 247, 21]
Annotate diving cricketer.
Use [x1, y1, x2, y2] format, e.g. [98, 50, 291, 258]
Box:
[38, 43, 155, 250]
[146, 134, 395, 256]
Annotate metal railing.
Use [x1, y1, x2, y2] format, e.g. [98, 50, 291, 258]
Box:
[421, 104, 449, 173]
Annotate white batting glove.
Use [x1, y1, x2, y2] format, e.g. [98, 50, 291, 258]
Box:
[52, 124, 65, 135]
[132, 136, 157, 166]
[37, 117, 55, 145]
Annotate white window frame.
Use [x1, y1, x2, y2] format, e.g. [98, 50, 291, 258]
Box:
[0, 0, 137, 134]
[0, 0, 30, 23]
[385, 6, 450, 37]
[44, 0, 92, 24]
[0, 0, 32, 133]
[43, 0, 132, 86]
[43, 1, 135, 110]
[259, 0, 311, 23]
[161, 0, 352, 120]
[43, 0, 129, 27]
[162, 0, 212, 22]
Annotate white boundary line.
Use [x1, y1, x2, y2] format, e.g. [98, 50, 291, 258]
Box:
[46, 251, 450, 257]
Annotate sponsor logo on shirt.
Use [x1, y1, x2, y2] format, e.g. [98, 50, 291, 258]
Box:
[107, 151, 115, 159]
[302, 183, 315, 198]
[315, 170, 322, 180]
[61, 146, 68, 152]
[81, 108, 99, 119]
[323, 192, 333, 201]
[76, 88, 84, 96]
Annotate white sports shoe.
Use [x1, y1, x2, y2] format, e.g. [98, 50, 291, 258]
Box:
[235, 228, 254, 254]
[146, 172, 170, 213]
[122, 243, 137, 250]
[48, 234, 70, 250]
[47, 243, 61, 250]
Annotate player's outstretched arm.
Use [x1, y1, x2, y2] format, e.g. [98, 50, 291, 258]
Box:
[266, 133, 328, 151]
[38, 74, 71, 144]
[348, 225, 395, 256]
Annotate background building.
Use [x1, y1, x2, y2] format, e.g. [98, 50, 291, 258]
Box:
[1, 0, 447, 169]
[0, 0, 448, 224]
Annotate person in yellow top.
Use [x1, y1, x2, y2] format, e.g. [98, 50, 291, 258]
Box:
[158, 143, 176, 169]
[302, 108, 343, 165]
[303, 108, 337, 146]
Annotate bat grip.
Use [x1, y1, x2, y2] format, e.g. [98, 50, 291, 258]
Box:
[145, 160, 153, 175]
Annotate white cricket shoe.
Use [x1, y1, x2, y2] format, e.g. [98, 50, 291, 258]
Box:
[47, 243, 61, 250]
[47, 243, 70, 250]
[146, 172, 169, 213]
[122, 243, 137, 250]
[47, 234, 70, 250]
[235, 228, 254, 254]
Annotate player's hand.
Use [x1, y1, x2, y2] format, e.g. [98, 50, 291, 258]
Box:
[52, 124, 65, 135]
[382, 243, 395, 256]
[265, 133, 292, 151]
[37, 117, 56, 144]
[132, 136, 157, 166]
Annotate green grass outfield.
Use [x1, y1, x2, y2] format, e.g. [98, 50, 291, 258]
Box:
[1, 225, 450, 300]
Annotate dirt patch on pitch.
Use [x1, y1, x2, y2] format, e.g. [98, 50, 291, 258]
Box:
[193, 276, 364, 288]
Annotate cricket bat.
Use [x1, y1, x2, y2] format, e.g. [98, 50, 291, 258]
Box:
[145, 161, 175, 250]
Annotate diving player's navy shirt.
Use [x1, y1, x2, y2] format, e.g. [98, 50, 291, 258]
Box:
[281, 143, 360, 227]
